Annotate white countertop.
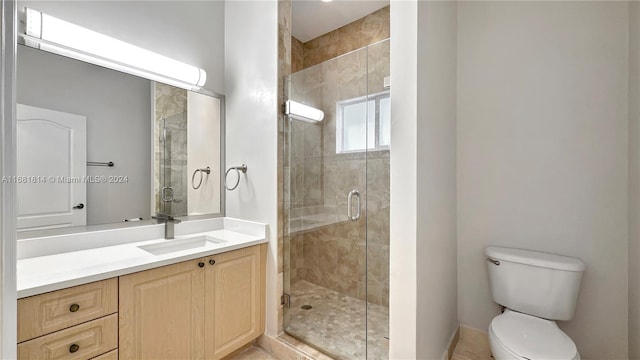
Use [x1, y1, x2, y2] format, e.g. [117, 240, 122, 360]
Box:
[17, 218, 267, 298]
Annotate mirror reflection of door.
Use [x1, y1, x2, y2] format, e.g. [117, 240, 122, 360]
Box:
[16, 104, 87, 231]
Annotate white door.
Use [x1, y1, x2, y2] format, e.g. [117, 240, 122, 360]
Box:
[17, 104, 87, 231]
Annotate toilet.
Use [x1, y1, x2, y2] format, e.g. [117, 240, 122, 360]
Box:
[485, 246, 585, 360]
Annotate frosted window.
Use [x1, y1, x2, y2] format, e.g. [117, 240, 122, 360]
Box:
[379, 97, 390, 146]
[342, 101, 367, 151]
[338, 93, 390, 153]
[367, 100, 376, 149]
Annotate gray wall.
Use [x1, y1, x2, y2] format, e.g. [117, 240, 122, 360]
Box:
[17, 46, 152, 225]
[629, 2, 640, 359]
[416, 1, 458, 358]
[389, 1, 458, 358]
[457, 2, 629, 359]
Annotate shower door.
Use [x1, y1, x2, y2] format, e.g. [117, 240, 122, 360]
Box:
[158, 112, 188, 216]
[284, 39, 390, 360]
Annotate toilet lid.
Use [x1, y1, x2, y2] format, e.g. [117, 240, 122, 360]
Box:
[490, 310, 577, 359]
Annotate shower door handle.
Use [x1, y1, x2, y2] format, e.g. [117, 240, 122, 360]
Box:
[347, 190, 360, 221]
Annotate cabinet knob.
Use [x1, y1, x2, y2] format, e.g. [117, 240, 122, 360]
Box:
[69, 303, 80, 312]
[198, 262, 205, 268]
[209, 259, 215, 265]
[69, 344, 80, 353]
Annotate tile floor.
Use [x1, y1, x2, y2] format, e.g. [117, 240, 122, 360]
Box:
[284, 280, 389, 360]
[233, 292, 490, 360]
[230, 346, 279, 360]
[234, 332, 490, 360]
[451, 326, 492, 360]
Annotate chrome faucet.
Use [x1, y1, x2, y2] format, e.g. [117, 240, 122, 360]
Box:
[152, 213, 182, 239]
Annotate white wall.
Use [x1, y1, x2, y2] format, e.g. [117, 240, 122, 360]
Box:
[390, 1, 458, 358]
[18, 1, 225, 95]
[389, 1, 418, 356]
[224, 0, 279, 336]
[457, 2, 629, 359]
[0, 1, 18, 357]
[629, 2, 640, 359]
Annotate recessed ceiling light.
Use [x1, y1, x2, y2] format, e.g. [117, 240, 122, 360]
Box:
[321, 0, 334, 3]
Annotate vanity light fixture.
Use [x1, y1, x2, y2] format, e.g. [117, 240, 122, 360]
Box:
[283, 100, 325, 123]
[22, 8, 207, 91]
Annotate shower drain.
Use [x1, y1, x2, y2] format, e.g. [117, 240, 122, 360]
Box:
[300, 305, 313, 310]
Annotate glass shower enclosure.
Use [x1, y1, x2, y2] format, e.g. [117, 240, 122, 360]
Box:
[284, 39, 390, 360]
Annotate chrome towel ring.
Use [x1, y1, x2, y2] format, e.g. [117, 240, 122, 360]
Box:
[191, 166, 211, 189]
[224, 164, 247, 191]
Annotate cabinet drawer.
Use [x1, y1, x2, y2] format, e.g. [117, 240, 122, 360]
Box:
[18, 314, 117, 360]
[18, 279, 118, 342]
[91, 349, 117, 360]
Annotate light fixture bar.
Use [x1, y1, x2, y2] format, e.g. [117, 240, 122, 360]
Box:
[23, 8, 207, 91]
[283, 100, 324, 123]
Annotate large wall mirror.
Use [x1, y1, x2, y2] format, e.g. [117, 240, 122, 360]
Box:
[15, 6, 224, 238]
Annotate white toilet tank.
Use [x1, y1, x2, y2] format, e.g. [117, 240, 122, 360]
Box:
[485, 246, 585, 321]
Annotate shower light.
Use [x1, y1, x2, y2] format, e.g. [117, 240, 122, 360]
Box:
[22, 8, 207, 91]
[283, 100, 325, 123]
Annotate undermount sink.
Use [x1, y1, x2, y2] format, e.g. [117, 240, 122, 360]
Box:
[138, 235, 227, 256]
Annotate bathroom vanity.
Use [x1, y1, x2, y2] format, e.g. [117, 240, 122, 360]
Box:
[16, 218, 267, 360]
[10, 4, 262, 359]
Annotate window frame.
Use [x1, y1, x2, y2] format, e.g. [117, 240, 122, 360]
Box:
[336, 91, 390, 154]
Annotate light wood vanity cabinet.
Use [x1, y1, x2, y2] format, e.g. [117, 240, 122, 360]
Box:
[18, 314, 118, 360]
[91, 350, 118, 360]
[119, 244, 266, 360]
[119, 258, 206, 360]
[17, 244, 266, 360]
[17, 278, 118, 360]
[205, 245, 266, 359]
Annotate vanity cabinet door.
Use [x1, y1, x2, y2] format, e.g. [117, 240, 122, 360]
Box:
[205, 244, 266, 360]
[119, 258, 206, 360]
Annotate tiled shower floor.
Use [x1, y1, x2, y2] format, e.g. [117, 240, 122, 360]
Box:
[285, 280, 389, 360]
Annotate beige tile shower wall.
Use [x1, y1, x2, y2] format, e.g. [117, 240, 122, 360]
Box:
[630, 3, 640, 359]
[279, 0, 292, 335]
[288, 32, 390, 305]
[289, 120, 323, 208]
[292, 37, 304, 74]
[302, 6, 389, 70]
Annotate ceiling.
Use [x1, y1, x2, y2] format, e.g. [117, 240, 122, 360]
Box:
[291, 0, 389, 43]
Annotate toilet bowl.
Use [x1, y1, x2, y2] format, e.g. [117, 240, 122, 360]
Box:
[488, 310, 580, 360]
[485, 246, 585, 360]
